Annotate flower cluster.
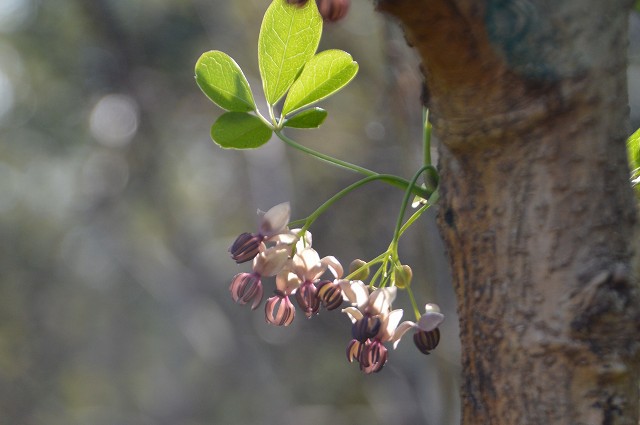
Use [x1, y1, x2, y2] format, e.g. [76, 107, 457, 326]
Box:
[228, 202, 444, 374]
[341, 282, 443, 373]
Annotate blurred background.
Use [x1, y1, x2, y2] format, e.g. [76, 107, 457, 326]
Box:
[1, 1, 639, 424]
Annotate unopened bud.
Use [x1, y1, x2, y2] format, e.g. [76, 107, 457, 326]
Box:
[393, 264, 412, 289]
[349, 259, 369, 281]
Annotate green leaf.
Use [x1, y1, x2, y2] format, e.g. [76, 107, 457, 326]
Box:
[258, 0, 322, 106]
[195, 51, 256, 112]
[628, 128, 640, 173]
[628, 128, 640, 196]
[283, 107, 328, 129]
[211, 112, 273, 149]
[282, 50, 358, 116]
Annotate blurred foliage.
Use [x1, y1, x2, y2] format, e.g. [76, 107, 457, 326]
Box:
[0, 0, 460, 424]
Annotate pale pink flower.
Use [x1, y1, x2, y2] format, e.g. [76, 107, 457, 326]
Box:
[276, 248, 343, 319]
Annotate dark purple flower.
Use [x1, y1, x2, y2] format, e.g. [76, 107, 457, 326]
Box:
[346, 338, 388, 374]
[359, 339, 388, 374]
[413, 327, 441, 355]
[229, 232, 263, 263]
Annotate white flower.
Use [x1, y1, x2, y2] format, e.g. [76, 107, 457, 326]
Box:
[340, 282, 404, 343]
[275, 247, 343, 296]
[340, 282, 396, 317]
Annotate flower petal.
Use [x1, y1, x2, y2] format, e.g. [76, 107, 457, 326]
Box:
[276, 270, 301, 295]
[342, 306, 363, 323]
[368, 287, 396, 315]
[378, 309, 403, 342]
[321, 256, 343, 279]
[253, 245, 290, 276]
[259, 202, 290, 237]
[269, 229, 298, 245]
[417, 311, 445, 332]
[339, 280, 369, 309]
[295, 248, 323, 281]
[391, 320, 416, 349]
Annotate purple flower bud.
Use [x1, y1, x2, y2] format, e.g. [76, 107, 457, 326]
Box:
[229, 273, 264, 310]
[318, 0, 350, 22]
[229, 233, 263, 264]
[295, 281, 320, 319]
[265, 291, 296, 326]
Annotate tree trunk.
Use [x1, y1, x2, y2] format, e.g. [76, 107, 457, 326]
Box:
[376, 0, 640, 424]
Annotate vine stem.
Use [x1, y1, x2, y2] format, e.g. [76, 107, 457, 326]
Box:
[407, 284, 422, 320]
[399, 202, 431, 237]
[289, 174, 412, 234]
[275, 130, 431, 199]
[390, 165, 435, 248]
[423, 107, 432, 167]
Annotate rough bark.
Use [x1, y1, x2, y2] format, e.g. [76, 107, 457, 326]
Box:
[376, 0, 640, 424]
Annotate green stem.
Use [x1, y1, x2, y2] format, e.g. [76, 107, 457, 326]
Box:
[398, 202, 431, 237]
[391, 165, 434, 248]
[406, 285, 421, 320]
[268, 105, 278, 127]
[256, 109, 275, 129]
[295, 174, 405, 234]
[423, 107, 432, 167]
[275, 130, 430, 199]
[422, 108, 440, 192]
[368, 258, 389, 288]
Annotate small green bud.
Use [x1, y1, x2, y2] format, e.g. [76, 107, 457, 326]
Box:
[393, 264, 412, 289]
[349, 259, 369, 280]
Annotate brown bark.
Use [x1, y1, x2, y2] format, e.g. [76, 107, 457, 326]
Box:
[376, 0, 640, 424]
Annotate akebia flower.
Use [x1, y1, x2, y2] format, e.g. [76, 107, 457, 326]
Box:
[391, 303, 445, 355]
[276, 247, 343, 319]
[228, 244, 289, 310]
[224, 201, 444, 372]
[229, 232, 262, 264]
[316, 280, 343, 310]
[229, 272, 263, 310]
[340, 283, 405, 374]
[265, 290, 296, 326]
[229, 202, 294, 263]
[414, 327, 441, 355]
